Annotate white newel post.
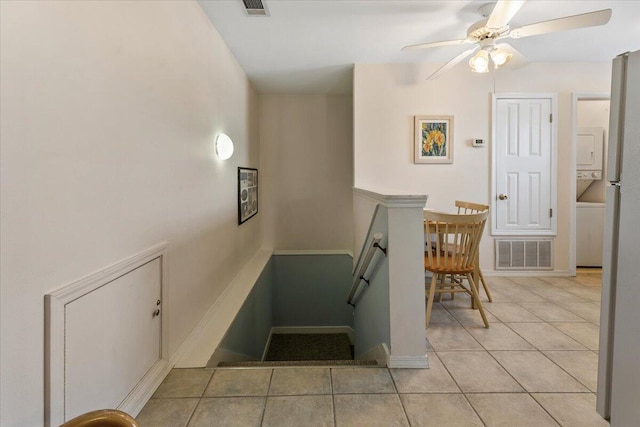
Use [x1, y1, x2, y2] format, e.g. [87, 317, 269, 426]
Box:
[353, 188, 428, 368]
[387, 205, 429, 367]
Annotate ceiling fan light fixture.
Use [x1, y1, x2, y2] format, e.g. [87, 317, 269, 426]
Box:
[490, 48, 513, 68]
[469, 50, 490, 73]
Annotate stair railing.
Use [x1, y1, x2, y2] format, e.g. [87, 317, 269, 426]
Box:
[347, 205, 388, 306]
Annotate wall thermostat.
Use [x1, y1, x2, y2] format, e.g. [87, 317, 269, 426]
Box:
[472, 138, 485, 147]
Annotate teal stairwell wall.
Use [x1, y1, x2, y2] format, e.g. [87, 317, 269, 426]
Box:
[213, 253, 354, 362]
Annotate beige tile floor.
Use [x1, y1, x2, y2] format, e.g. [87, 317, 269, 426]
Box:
[137, 273, 609, 426]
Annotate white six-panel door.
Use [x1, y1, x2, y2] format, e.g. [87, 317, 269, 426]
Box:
[493, 95, 557, 236]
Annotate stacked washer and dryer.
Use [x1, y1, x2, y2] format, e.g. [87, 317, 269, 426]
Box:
[576, 127, 606, 267]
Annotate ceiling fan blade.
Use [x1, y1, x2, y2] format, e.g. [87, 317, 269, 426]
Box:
[495, 43, 529, 70]
[427, 46, 479, 80]
[509, 9, 612, 39]
[487, 0, 526, 29]
[402, 38, 471, 51]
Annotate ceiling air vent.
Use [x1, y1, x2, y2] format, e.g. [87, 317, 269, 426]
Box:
[242, 0, 269, 16]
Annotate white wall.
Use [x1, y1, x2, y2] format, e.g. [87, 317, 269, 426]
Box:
[577, 99, 611, 203]
[260, 95, 353, 250]
[0, 2, 259, 425]
[354, 62, 611, 273]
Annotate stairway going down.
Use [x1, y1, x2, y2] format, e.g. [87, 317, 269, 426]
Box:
[217, 333, 378, 368]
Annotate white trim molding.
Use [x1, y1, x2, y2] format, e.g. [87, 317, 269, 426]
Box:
[44, 242, 168, 427]
[482, 269, 571, 277]
[359, 343, 391, 366]
[353, 187, 428, 208]
[570, 92, 610, 277]
[118, 359, 171, 418]
[387, 354, 429, 369]
[273, 250, 354, 257]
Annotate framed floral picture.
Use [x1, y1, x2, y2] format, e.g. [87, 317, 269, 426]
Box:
[414, 115, 454, 164]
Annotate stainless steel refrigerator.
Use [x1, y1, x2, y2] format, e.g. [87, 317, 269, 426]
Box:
[597, 50, 640, 425]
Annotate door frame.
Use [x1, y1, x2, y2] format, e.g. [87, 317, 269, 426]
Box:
[491, 93, 558, 236]
[570, 93, 610, 276]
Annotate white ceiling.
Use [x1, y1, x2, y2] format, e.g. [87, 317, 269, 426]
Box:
[198, 0, 640, 94]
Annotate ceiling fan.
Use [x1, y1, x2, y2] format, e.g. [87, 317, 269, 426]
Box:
[402, 0, 612, 79]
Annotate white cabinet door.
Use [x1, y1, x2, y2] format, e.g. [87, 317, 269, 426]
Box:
[493, 96, 556, 235]
[64, 258, 162, 421]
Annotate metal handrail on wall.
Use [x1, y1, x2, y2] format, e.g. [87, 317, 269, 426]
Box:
[347, 231, 387, 307]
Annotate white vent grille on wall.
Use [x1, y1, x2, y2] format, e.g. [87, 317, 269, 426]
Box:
[495, 239, 553, 270]
[242, 0, 269, 16]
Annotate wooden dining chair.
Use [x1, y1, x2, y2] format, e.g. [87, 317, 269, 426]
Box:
[454, 200, 492, 303]
[424, 210, 490, 328]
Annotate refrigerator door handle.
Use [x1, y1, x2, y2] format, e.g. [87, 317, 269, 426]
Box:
[597, 184, 621, 419]
[607, 54, 627, 182]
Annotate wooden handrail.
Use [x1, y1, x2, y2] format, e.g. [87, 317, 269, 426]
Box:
[59, 409, 139, 427]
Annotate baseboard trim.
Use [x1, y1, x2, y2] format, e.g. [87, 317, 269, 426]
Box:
[358, 343, 390, 366]
[119, 359, 171, 418]
[273, 250, 354, 257]
[387, 354, 430, 369]
[483, 269, 571, 277]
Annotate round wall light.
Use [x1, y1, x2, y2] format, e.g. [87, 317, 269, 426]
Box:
[215, 133, 234, 160]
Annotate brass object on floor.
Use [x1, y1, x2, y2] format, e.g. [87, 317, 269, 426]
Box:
[59, 409, 138, 427]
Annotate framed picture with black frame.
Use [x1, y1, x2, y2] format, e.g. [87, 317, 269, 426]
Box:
[238, 167, 258, 224]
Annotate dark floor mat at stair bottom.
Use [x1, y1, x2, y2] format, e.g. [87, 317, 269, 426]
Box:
[264, 333, 353, 361]
[217, 359, 378, 367]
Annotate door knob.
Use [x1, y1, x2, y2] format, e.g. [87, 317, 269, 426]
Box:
[498, 194, 508, 200]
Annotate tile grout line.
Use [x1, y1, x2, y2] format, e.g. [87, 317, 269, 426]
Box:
[536, 350, 597, 393]
[500, 319, 588, 352]
[460, 393, 489, 427]
[183, 397, 202, 427]
[488, 347, 591, 393]
[387, 366, 412, 426]
[545, 321, 599, 350]
[183, 369, 214, 427]
[258, 369, 274, 427]
[330, 368, 337, 427]
[429, 350, 487, 426]
[442, 292, 569, 427]
[527, 393, 564, 426]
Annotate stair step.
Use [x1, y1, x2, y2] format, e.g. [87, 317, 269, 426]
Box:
[217, 359, 378, 368]
[265, 333, 353, 362]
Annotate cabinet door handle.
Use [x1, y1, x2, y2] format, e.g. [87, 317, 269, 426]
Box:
[152, 309, 160, 318]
